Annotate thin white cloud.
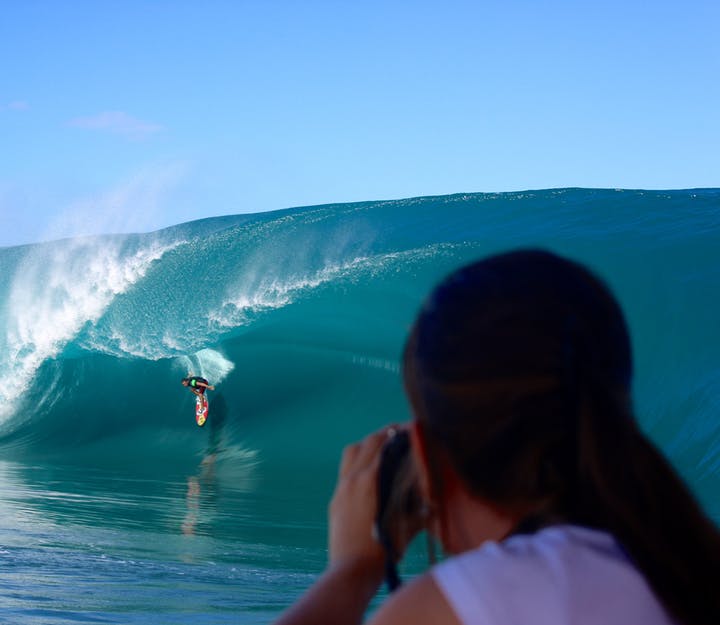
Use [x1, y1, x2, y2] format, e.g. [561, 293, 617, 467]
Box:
[69, 111, 163, 140]
[1, 100, 29, 111]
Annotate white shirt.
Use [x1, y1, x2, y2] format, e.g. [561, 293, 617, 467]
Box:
[432, 525, 675, 625]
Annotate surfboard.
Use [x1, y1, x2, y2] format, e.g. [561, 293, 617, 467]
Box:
[195, 394, 209, 427]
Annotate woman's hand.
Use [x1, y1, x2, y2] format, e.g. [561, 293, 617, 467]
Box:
[328, 426, 402, 580]
[273, 426, 402, 625]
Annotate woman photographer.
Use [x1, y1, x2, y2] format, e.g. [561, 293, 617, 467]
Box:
[275, 249, 720, 625]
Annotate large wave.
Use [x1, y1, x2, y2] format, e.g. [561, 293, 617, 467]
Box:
[1, 189, 718, 518]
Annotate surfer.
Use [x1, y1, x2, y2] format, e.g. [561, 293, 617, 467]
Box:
[181, 375, 215, 396]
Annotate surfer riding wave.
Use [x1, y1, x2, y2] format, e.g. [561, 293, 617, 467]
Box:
[181, 375, 215, 397]
[182, 375, 215, 427]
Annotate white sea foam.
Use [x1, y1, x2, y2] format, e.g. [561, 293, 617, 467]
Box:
[177, 349, 235, 385]
[207, 255, 376, 330]
[0, 236, 181, 422]
[207, 244, 458, 332]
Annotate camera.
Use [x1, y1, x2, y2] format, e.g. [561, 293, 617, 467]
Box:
[374, 428, 423, 591]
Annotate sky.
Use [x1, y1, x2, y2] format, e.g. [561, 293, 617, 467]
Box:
[1, 0, 718, 247]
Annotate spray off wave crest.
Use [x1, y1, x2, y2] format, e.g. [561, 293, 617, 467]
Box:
[1, 234, 184, 422]
[208, 246, 445, 331]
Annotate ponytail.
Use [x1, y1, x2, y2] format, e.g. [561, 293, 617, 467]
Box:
[575, 386, 720, 625]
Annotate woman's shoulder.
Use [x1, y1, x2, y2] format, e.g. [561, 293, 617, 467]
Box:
[367, 526, 674, 625]
[367, 527, 610, 625]
[428, 525, 675, 625]
[366, 572, 462, 625]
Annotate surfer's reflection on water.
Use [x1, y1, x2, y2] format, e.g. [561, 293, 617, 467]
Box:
[182, 393, 228, 536]
[182, 455, 217, 536]
[182, 476, 200, 536]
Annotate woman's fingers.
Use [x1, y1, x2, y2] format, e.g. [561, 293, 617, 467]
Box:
[329, 425, 407, 571]
[339, 425, 402, 479]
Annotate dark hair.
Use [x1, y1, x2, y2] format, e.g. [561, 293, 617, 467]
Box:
[403, 249, 720, 625]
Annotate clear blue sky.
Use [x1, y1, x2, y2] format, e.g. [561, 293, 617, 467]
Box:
[1, 0, 718, 247]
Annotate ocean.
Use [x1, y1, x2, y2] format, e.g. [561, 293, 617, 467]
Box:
[0, 188, 718, 623]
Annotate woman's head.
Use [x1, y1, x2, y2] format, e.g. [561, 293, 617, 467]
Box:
[403, 248, 720, 625]
[403, 249, 633, 519]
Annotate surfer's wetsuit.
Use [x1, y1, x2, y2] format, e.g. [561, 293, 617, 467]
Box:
[183, 376, 212, 396]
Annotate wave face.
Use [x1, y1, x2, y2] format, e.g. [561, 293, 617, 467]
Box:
[1, 189, 719, 519]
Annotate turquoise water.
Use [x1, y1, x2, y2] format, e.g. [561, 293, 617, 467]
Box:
[0, 189, 718, 623]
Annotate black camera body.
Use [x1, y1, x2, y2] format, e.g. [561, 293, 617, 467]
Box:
[375, 428, 422, 591]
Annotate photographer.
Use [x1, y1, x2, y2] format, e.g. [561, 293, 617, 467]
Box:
[274, 249, 720, 625]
